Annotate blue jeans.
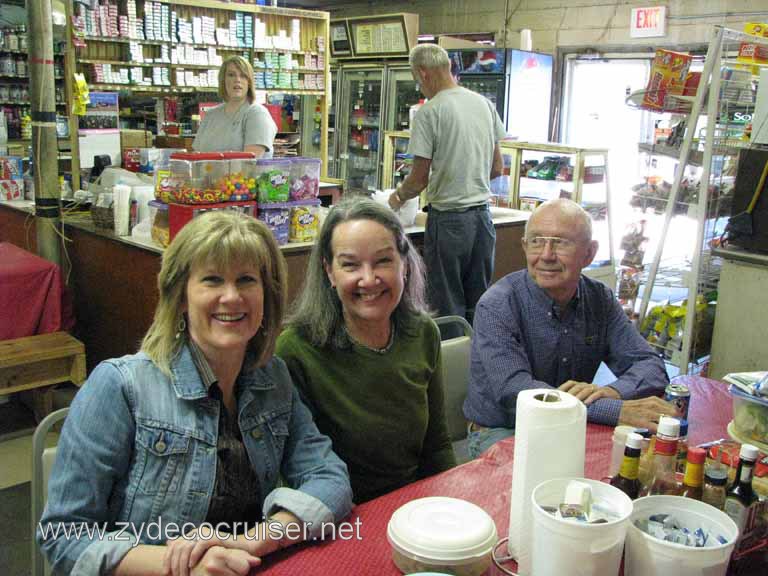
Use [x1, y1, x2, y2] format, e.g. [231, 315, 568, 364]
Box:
[424, 205, 496, 329]
[467, 425, 515, 459]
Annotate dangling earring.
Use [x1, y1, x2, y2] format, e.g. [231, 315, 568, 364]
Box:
[175, 316, 186, 340]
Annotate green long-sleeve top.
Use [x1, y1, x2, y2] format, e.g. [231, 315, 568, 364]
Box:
[276, 314, 456, 503]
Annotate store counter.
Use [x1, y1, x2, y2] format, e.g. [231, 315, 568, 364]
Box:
[0, 201, 528, 370]
[709, 246, 768, 379]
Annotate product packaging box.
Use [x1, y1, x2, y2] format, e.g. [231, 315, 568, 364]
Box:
[0, 156, 23, 180]
[0, 179, 24, 201]
[738, 22, 768, 72]
[642, 49, 692, 111]
[120, 129, 154, 149]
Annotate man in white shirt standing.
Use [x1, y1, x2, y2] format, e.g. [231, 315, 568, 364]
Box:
[389, 44, 506, 328]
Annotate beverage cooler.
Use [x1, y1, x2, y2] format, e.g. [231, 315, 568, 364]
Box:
[448, 49, 508, 122]
[333, 63, 421, 193]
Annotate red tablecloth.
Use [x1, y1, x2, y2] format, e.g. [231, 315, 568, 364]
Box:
[0, 242, 73, 339]
[255, 377, 734, 575]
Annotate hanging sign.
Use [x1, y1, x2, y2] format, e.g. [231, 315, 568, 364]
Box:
[630, 6, 667, 38]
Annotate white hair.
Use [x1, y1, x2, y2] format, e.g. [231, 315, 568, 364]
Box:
[525, 198, 593, 242]
[409, 43, 451, 70]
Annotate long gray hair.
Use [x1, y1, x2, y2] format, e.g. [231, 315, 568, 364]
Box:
[288, 196, 429, 348]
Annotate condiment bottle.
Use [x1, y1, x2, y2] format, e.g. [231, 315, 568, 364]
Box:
[643, 416, 680, 496]
[636, 428, 654, 490]
[702, 467, 728, 510]
[675, 419, 688, 474]
[680, 446, 706, 501]
[610, 432, 643, 499]
[723, 444, 759, 533]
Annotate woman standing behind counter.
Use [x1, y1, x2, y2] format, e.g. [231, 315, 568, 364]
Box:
[193, 55, 277, 157]
[276, 198, 456, 503]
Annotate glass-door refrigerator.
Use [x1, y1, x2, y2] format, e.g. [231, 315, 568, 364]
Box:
[337, 66, 384, 194]
[448, 49, 507, 122]
[505, 49, 553, 141]
[381, 65, 421, 188]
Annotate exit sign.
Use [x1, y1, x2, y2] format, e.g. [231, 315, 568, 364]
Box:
[630, 6, 667, 38]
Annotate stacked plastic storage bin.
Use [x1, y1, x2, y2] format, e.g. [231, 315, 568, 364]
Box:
[257, 157, 322, 245]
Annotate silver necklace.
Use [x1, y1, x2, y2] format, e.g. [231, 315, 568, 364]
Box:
[347, 322, 396, 354]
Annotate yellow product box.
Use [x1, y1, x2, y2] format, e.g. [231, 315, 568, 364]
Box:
[738, 23, 768, 70]
[288, 201, 320, 243]
[642, 49, 692, 111]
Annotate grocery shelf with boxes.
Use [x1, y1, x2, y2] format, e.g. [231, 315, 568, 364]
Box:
[62, 0, 331, 191]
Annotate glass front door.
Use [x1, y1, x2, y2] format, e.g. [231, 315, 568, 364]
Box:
[338, 68, 384, 194]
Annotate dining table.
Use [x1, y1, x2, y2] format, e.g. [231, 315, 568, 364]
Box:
[253, 376, 767, 575]
[0, 242, 73, 339]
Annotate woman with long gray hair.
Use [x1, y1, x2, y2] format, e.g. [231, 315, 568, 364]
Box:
[276, 197, 456, 502]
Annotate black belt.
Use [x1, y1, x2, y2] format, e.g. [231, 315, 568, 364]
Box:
[427, 203, 489, 213]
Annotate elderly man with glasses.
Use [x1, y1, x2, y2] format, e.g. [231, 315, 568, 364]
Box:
[463, 198, 677, 458]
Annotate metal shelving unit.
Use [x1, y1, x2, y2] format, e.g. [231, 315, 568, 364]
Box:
[634, 26, 763, 375]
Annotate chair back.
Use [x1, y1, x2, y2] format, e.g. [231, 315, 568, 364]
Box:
[31, 408, 69, 576]
[434, 316, 473, 442]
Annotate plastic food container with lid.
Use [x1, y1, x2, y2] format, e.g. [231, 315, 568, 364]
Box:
[288, 157, 321, 200]
[168, 152, 230, 204]
[252, 158, 291, 203]
[729, 384, 768, 448]
[289, 199, 321, 243]
[387, 497, 498, 576]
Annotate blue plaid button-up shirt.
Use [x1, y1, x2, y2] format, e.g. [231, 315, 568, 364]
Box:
[464, 270, 668, 427]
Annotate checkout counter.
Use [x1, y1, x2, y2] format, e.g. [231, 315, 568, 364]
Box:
[0, 200, 528, 371]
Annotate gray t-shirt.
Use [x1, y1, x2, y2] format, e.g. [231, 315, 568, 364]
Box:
[408, 86, 506, 210]
[193, 102, 277, 156]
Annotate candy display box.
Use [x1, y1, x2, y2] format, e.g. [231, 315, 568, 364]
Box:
[289, 157, 321, 200]
[168, 200, 257, 242]
[253, 158, 291, 203]
[165, 152, 258, 204]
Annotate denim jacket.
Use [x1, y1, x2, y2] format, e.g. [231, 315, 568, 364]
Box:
[37, 346, 352, 575]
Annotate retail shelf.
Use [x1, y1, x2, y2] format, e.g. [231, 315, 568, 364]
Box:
[80, 59, 159, 67]
[519, 176, 606, 205]
[638, 142, 703, 167]
[80, 35, 166, 46]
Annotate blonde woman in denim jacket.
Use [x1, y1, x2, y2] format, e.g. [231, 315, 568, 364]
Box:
[37, 212, 352, 576]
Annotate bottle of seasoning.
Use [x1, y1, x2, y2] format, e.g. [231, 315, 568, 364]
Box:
[723, 444, 759, 533]
[611, 432, 643, 499]
[680, 446, 706, 500]
[636, 428, 654, 491]
[675, 419, 689, 474]
[643, 416, 681, 496]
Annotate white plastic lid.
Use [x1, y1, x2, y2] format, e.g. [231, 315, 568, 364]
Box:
[657, 416, 680, 438]
[387, 497, 498, 562]
[740, 444, 760, 461]
[625, 432, 644, 450]
[612, 425, 636, 442]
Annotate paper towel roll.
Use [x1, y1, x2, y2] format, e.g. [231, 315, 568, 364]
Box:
[507, 389, 586, 575]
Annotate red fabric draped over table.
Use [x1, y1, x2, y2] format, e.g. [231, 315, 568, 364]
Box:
[252, 377, 735, 575]
[0, 242, 74, 338]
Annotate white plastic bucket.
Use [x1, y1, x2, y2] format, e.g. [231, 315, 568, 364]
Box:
[531, 477, 633, 576]
[624, 495, 739, 576]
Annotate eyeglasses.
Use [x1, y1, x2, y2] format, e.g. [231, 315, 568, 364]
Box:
[523, 236, 578, 255]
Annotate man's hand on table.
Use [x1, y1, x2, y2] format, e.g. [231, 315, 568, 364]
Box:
[618, 396, 680, 432]
[558, 380, 621, 404]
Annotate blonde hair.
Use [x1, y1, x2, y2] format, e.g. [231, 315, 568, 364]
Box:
[218, 55, 256, 104]
[141, 211, 286, 374]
